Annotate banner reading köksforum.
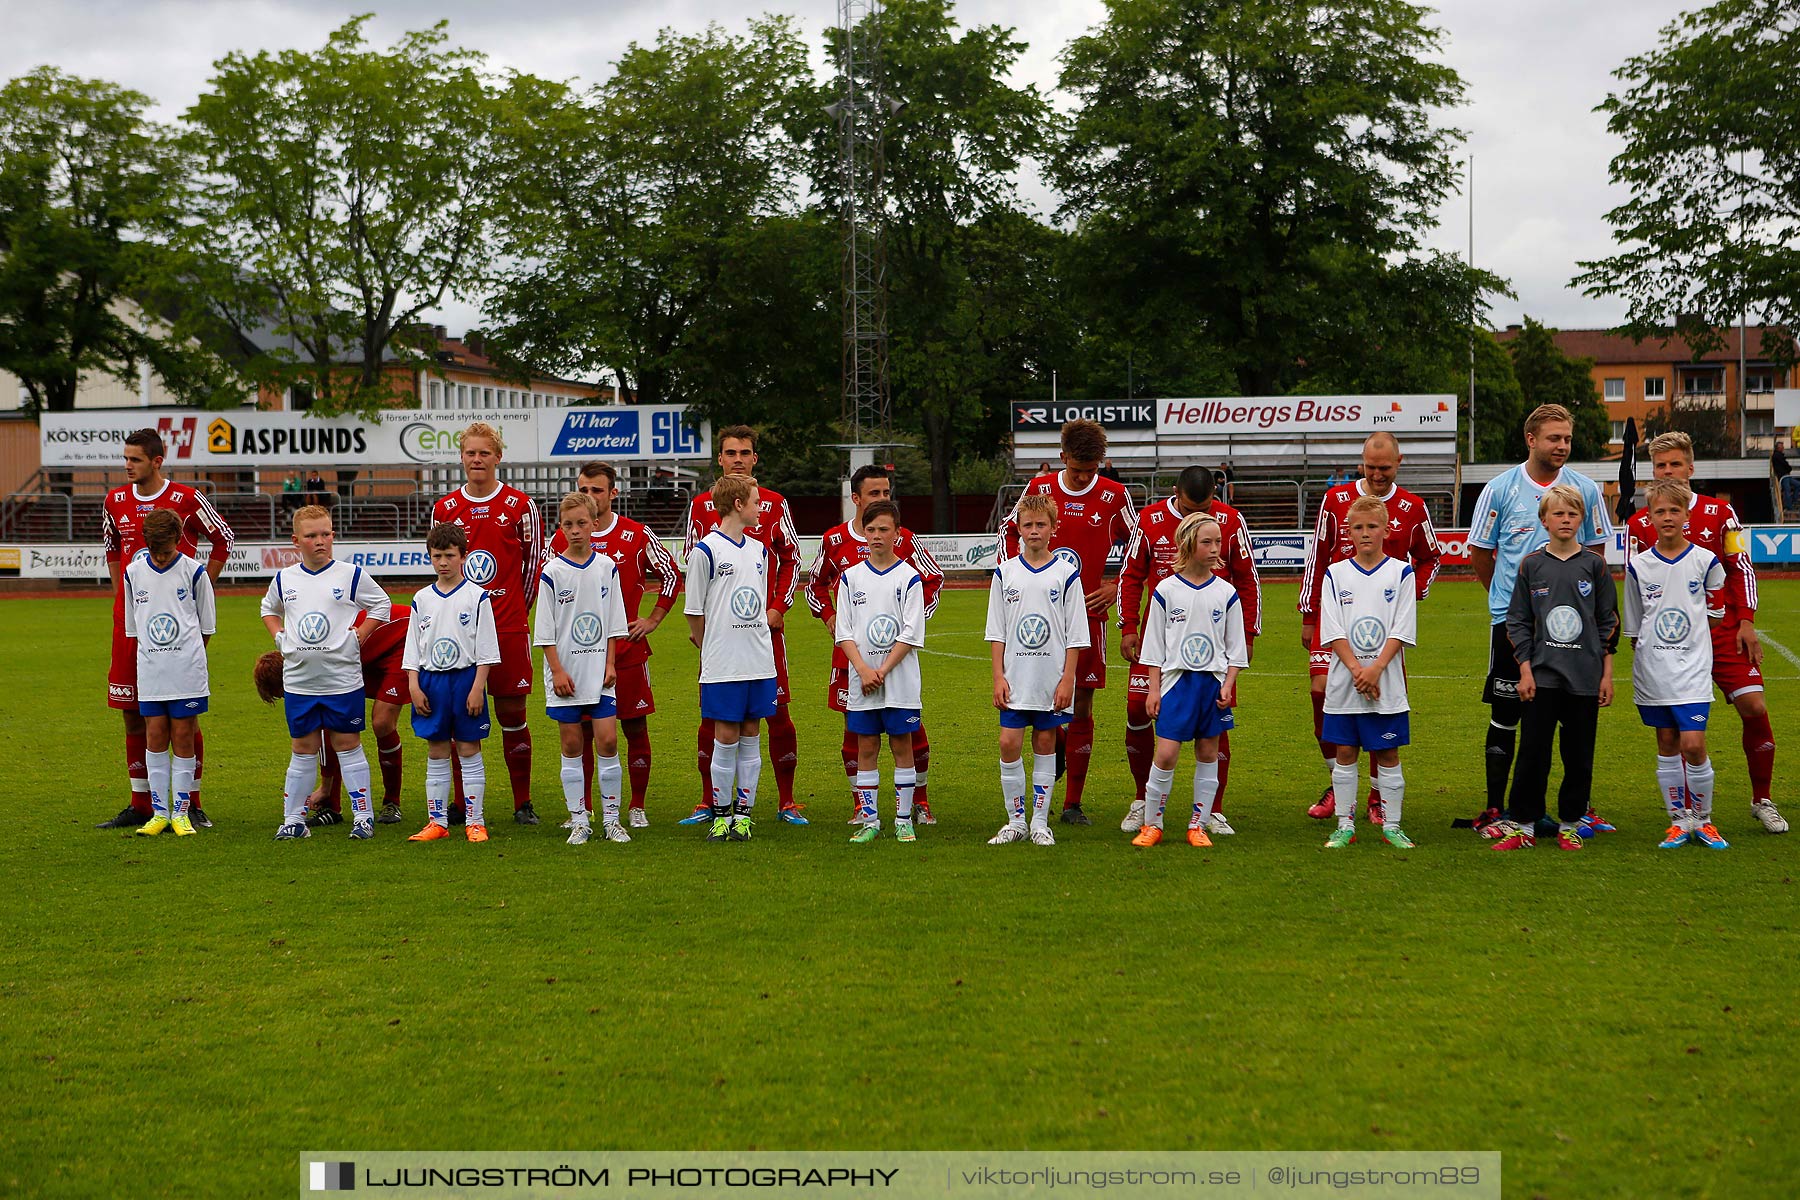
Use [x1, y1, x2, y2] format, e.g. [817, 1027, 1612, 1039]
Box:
[39, 406, 710, 469]
[1156, 394, 1458, 435]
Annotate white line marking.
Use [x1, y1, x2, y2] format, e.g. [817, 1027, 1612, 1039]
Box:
[920, 647, 991, 662]
[1762, 633, 1800, 672]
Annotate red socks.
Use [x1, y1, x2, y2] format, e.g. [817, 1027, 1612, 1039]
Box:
[1743, 709, 1776, 800]
[501, 724, 532, 810]
[580, 718, 596, 811]
[1063, 716, 1095, 808]
[914, 723, 930, 805]
[768, 706, 799, 808]
[375, 732, 403, 805]
[625, 724, 651, 810]
[1125, 724, 1155, 801]
[840, 727, 859, 779]
[126, 728, 151, 814]
[697, 719, 715, 807]
[1215, 729, 1232, 809]
[1310, 689, 1334, 758]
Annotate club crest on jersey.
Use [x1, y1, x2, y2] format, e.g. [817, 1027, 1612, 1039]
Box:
[1350, 616, 1387, 654]
[867, 613, 900, 650]
[1688, 578, 1702, 595]
[730, 586, 763, 621]
[1654, 609, 1691, 643]
[431, 637, 461, 669]
[572, 612, 604, 646]
[175, 586, 187, 601]
[1211, 607, 1224, 623]
[1015, 613, 1052, 649]
[332, 587, 344, 600]
[459, 611, 471, 626]
[1384, 587, 1396, 602]
[147, 613, 180, 647]
[1578, 579, 1593, 597]
[464, 551, 498, 585]
[296, 611, 331, 644]
[1049, 587, 1060, 602]
[1180, 632, 1214, 669]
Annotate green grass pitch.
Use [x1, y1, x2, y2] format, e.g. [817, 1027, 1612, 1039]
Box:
[4, 579, 1798, 1198]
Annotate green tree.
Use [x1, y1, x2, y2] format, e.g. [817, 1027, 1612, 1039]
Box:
[1056, 0, 1495, 398]
[0, 68, 236, 415]
[178, 17, 508, 416]
[1643, 397, 1733, 459]
[1506, 317, 1611, 460]
[487, 19, 828, 431]
[1574, 0, 1800, 366]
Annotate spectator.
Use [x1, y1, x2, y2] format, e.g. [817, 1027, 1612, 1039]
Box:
[1775, 440, 1798, 516]
[280, 472, 302, 514]
[305, 469, 328, 509]
[1099, 458, 1122, 483]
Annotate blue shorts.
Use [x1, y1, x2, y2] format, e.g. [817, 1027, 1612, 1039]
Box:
[845, 708, 921, 737]
[999, 708, 1073, 731]
[546, 696, 618, 724]
[1154, 672, 1234, 743]
[1321, 710, 1410, 751]
[699, 679, 777, 723]
[1638, 702, 1710, 731]
[284, 689, 366, 738]
[410, 667, 492, 743]
[138, 697, 208, 718]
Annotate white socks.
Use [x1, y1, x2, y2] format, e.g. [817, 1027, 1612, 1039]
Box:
[1332, 761, 1360, 829]
[1000, 758, 1027, 827]
[283, 752, 318, 826]
[1030, 759, 1056, 828]
[894, 767, 916, 820]
[1375, 763, 1404, 828]
[339, 745, 373, 823]
[426, 757, 452, 827]
[147, 749, 172, 819]
[1657, 755, 1686, 823]
[171, 755, 196, 819]
[1144, 765, 1175, 830]
[1684, 757, 1714, 824]
[596, 754, 622, 824]
[710, 739, 738, 812]
[735, 735, 762, 812]
[460, 751, 486, 826]
[1191, 759, 1220, 828]
[853, 769, 879, 825]
[561, 753, 587, 823]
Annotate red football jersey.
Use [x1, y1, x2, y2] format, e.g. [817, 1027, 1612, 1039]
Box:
[103, 480, 234, 581]
[998, 472, 1137, 616]
[807, 520, 945, 668]
[1627, 492, 1756, 624]
[549, 513, 682, 668]
[686, 487, 800, 613]
[1298, 482, 1441, 617]
[358, 604, 411, 673]
[1118, 497, 1262, 638]
[432, 483, 543, 633]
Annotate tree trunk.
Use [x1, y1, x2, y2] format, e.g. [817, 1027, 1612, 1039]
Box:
[924, 405, 953, 534]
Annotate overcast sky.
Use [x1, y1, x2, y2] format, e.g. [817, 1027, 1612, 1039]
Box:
[3, 0, 1695, 338]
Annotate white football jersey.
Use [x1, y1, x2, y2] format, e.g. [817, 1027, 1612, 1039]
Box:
[261, 560, 392, 695]
[1318, 555, 1417, 716]
[684, 530, 776, 684]
[534, 552, 629, 705]
[123, 552, 216, 702]
[1139, 572, 1247, 695]
[404, 579, 502, 674]
[1623, 544, 1724, 706]
[984, 555, 1091, 713]
[834, 558, 926, 711]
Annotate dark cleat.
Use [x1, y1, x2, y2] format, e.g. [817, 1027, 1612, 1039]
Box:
[1059, 805, 1091, 826]
[514, 802, 541, 826]
[188, 806, 213, 829]
[97, 806, 149, 829]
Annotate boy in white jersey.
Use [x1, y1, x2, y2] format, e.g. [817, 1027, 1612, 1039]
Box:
[260, 506, 392, 840]
[1133, 513, 1247, 849]
[1624, 479, 1730, 850]
[985, 494, 1090, 846]
[123, 509, 216, 837]
[835, 502, 927, 845]
[1319, 496, 1418, 849]
[404, 523, 501, 844]
[537, 494, 630, 846]
[685, 474, 777, 843]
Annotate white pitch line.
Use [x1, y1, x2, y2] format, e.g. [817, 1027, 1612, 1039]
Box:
[919, 647, 991, 662]
[1762, 633, 1800, 672]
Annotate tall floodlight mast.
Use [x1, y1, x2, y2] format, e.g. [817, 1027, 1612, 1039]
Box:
[825, 0, 899, 508]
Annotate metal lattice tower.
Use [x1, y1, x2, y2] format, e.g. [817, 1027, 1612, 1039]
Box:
[828, 0, 895, 464]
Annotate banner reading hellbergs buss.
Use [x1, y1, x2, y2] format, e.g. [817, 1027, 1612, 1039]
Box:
[1155, 394, 1458, 435]
[39, 406, 710, 468]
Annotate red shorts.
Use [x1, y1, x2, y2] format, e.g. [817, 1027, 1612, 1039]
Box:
[772, 629, 791, 706]
[1125, 667, 1152, 726]
[1076, 615, 1107, 690]
[366, 664, 409, 707]
[108, 612, 137, 709]
[1308, 623, 1332, 678]
[489, 630, 534, 698]
[828, 666, 852, 714]
[614, 661, 656, 718]
[1713, 623, 1764, 699]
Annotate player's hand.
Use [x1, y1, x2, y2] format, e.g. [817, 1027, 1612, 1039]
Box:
[604, 667, 616, 691]
[1244, 637, 1256, 665]
[1516, 666, 1536, 703]
[857, 666, 880, 694]
[993, 678, 1011, 709]
[1218, 681, 1236, 708]
[1738, 622, 1763, 667]
[1300, 621, 1316, 653]
[552, 668, 575, 698]
[1598, 676, 1614, 707]
[1084, 581, 1116, 613]
[1053, 677, 1074, 711]
[1119, 631, 1140, 663]
[627, 615, 659, 642]
[767, 607, 786, 631]
[1146, 690, 1160, 719]
[410, 684, 430, 715]
[466, 687, 485, 716]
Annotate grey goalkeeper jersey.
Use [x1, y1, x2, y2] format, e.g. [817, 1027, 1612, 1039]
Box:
[1505, 547, 1619, 696]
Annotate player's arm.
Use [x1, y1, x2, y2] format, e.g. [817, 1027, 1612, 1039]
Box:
[103, 505, 122, 591]
[1583, 486, 1614, 547]
[1620, 563, 1642, 642]
[194, 566, 217, 647]
[403, 601, 428, 710]
[1505, 564, 1538, 700]
[1227, 513, 1262, 645]
[911, 539, 945, 619]
[259, 574, 285, 645]
[1220, 597, 1246, 707]
[190, 491, 235, 583]
[769, 499, 801, 623]
[1057, 568, 1090, 709]
[1468, 479, 1503, 591]
[470, 594, 500, 713]
[352, 571, 391, 644]
[807, 539, 839, 624]
[1412, 510, 1442, 599]
[997, 495, 1023, 564]
[834, 578, 880, 689]
[984, 573, 1010, 707]
[1085, 487, 1135, 609]
[631, 535, 681, 641]
[1297, 500, 1334, 644]
[682, 540, 713, 650]
[1116, 522, 1149, 661]
[1720, 507, 1762, 663]
[122, 567, 139, 638]
[1705, 556, 1727, 628]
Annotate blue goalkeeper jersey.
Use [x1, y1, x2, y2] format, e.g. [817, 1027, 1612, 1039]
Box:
[1469, 464, 1611, 624]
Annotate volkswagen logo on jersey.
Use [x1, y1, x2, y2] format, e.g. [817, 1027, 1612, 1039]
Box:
[730, 586, 763, 622]
[1545, 605, 1583, 643]
[1016, 613, 1052, 649]
[866, 613, 900, 651]
[147, 613, 180, 647]
[297, 611, 331, 645]
[1654, 609, 1691, 643]
[1350, 616, 1387, 655]
[430, 637, 461, 669]
[572, 612, 604, 647]
[464, 550, 498, 585]
[1053, 547, 1081, 571]
[1180, 632, 1214, 669]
